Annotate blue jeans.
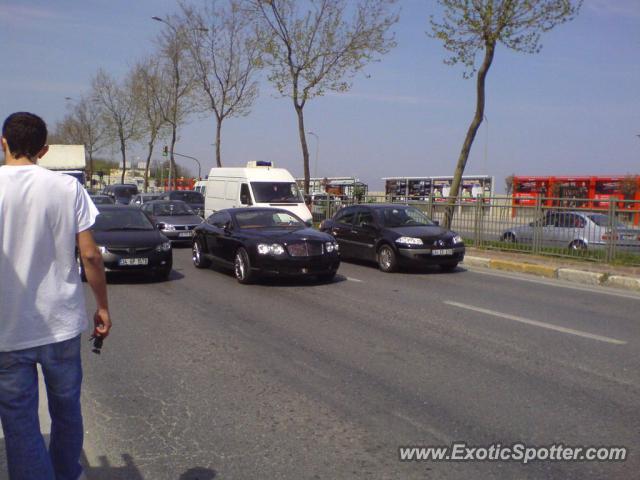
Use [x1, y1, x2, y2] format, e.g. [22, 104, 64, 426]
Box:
[0, 335, 83, 480]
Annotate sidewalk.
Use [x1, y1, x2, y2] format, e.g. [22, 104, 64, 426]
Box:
[462, 247, 640, 292]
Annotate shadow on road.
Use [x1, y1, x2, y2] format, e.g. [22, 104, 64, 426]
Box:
[105, 269, 185, 285]
[340, 258, 466, 275]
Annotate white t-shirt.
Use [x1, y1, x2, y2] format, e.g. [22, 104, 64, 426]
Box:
[0, 164, 98, 351]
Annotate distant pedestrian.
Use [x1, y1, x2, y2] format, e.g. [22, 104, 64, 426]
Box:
[0, 112, 111, 480]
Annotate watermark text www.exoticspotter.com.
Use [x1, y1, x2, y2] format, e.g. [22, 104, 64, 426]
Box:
[398, 443, 627, 464]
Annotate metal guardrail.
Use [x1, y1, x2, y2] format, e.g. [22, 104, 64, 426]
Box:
[309, 195, 640, 266]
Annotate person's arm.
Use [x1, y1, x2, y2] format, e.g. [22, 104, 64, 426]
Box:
[77, 229, 111, 338]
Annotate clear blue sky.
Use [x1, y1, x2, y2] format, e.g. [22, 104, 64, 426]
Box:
[1, 0, 638, 192]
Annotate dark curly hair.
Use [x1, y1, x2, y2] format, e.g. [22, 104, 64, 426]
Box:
[2, 112, 48, 159]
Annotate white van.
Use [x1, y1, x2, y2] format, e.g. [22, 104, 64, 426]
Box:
[204, 161, 312, 224]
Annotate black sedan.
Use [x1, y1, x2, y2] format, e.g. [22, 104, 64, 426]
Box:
[320, 204, 464, 272]
[192, 208, 340, 283]
[78, 205, 173, 280]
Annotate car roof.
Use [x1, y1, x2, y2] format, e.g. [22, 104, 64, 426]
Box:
[144, 199, 189, 205]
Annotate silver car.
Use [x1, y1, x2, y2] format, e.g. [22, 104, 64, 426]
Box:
[141, 200, 203, 244]
[501, 211, 640, 251]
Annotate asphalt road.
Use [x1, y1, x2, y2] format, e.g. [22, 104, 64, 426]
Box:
[3, 248, 639, 479]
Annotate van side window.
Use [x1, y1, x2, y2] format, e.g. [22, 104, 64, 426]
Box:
[240, 184, 252, 205]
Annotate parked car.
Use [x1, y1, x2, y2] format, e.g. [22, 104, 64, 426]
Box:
[141, 200, 203, 244]
[131, 193, 161, 207]
[102, 184, 139, 205]
[90, 194, 115, 205]
[192, 208, 340, 284]
[320, 204, 465, 272]
[501, 210, 640, 251]
[158, 190, 205, 217]
[77, 205, 172, 280]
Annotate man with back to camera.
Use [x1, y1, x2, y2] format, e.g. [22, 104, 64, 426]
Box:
[0, 112, 112, 479]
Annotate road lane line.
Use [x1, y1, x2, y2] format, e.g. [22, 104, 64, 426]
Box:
[444, 301, 627, 345]
[346, 276, 363, 283]
[463, 266, 640, 301]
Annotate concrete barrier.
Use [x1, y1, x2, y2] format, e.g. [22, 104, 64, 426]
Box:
[489, 259, 557, 278]
[605, 275, 640, 292]
[557, 268, 605, 286]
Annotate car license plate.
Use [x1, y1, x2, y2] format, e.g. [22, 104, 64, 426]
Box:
[118, 258, 149, 266]
[178, 231, 193, 237]
[432, 249, 453, 256]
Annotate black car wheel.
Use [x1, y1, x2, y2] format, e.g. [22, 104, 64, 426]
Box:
[440, 262, 458, 273]
[154, 264, 172, 281]
[192, 240, 211, 268]
[569, 240, 587, 252]
[76, 251, 86, 282]
[317, 271, 336, 283]
[377, 244, 398, 273]
[234, 248, 254, 284]
[502, 233, 516, 243]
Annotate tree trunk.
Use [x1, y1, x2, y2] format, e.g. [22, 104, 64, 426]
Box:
[295, 105, 310, 194]
[119, 135, 127, 184]
[215, 119, 222, 168]
[144, 138, 155, 193]
[443, 41, 496, 229]
[87, 151, 94, 193]
[169, 125, 177, 191]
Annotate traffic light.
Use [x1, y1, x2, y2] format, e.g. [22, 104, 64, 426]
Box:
[163, 146, 168, 157]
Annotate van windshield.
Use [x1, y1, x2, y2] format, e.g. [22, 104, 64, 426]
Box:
[251, 182, 303, 203]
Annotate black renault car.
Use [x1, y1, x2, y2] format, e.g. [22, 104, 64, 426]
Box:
[77, 205, 173, 280]
[192, 208, 340, 283]
[320, 204, 464, 272]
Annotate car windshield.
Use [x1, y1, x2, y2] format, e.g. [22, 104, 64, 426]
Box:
[170, 191, 204, 203]
[380, 207, 435, 227]
[153, 202, 195, 216]
[91, 196, 113, 205]
[114, 186, 138, 197]
[93, 210, 154, 231]
[251, 182, 303, 203]
[587, 214, 626, 228]
[235, 210, 305, 229]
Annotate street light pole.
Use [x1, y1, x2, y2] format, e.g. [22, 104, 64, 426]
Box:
[307, 131, 319, 188]
[173, 151, 202, 180]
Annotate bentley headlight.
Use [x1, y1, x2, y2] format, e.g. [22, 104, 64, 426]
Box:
[97, 245, 107, 254]
[162, 224, 176, 232]
[325, 241, 339, 253]
[257, 243, 285, 255]
[395, 237, 423, 246]
[156, 241, 172, 252]
[452, 234, 463, 244]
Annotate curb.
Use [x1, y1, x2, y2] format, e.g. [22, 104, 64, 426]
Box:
[462, 256, 640, 293]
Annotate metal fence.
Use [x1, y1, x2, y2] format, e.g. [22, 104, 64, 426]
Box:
[309, 195, 640, 266]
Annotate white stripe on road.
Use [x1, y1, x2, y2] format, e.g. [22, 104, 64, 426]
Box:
[346, 277, 363, 283]
[444, 301, 627, 345]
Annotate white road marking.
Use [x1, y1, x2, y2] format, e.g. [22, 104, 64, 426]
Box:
[463, 266, 640, 301]
[444, 301, 627, 345]
[346, 276, 363, 283]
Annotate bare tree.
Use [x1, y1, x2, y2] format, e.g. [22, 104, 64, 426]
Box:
[55, 95, 107, 190]
[92, 69, 141, 183]
[430, 0, 582, 228]
[151, 15, 197, 190]
[180, 0, 261, 167]
[249, 0, 398, 193]
[132, 58, 169, 191]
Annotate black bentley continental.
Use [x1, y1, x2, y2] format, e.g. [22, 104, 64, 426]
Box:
[192, 208, 340, 284]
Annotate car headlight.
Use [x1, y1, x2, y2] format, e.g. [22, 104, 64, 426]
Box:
[155, 241, 172, 252]
[325, 241, 339, 253]
[97, 245, 107, 254]
[257, 243, 285, 255]
[395, 236, 423, 246]
[162, 224, 176, 231]
[452, 234, 463, 244]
